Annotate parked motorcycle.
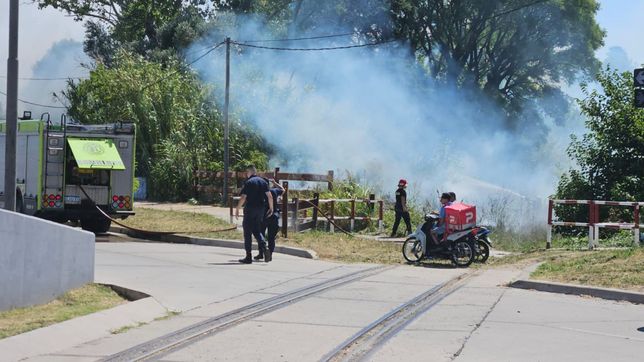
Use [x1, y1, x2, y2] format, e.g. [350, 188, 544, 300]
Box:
[402, 213, 476, 267]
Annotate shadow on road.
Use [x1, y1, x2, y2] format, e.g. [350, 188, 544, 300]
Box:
[207, 261, 268, 266]
[406, 261, 459, 269]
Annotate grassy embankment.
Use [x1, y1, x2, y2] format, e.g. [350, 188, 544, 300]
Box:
[0, 284, 126, 340]
[121, 206, 643, 291]
[120, 207, 402, 264]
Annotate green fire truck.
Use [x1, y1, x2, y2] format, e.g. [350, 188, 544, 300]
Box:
[0, 112, 136, 233]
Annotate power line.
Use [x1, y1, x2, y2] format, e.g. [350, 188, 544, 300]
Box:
[0, 90, 67, 109]
[238, 32, 354, 44]
[231, 38, 397, 51]
[140, 41, 226, 91]
[0, 75, 88, 81]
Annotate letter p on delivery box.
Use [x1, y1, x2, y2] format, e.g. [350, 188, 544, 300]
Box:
[445, 203, 476, 231]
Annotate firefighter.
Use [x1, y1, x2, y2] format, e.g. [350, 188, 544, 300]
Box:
[255, 178, 285, 262]
[235, 165, 273, 264]
[391, 179, 412, 237]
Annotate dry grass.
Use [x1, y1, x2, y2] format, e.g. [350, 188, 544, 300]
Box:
[120, 207, 237, 236]
[531, 248, 644, 293]
[123, 207, 644, 290]
[123, 207, 402, 264]
[0, 284, 126, 339]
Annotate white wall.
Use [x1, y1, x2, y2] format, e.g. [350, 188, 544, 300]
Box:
[0, 209, 94, 311]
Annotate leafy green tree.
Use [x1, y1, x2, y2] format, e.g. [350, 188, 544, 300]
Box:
[61, 51, 269, 200]
[391, 0, 604, 127]
[556, 67, 644, 223]
[37, 0, 213, 61]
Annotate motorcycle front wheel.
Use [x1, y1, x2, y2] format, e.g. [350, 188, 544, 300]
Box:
[451, 240, 474, 267]
[402, 238, 424, 263]
[475, 239, 490, 263]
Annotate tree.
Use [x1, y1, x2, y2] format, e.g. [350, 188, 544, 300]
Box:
[390, 0, 604, 127]
[556, 67, 644, 222]
[37, 0, 213, 61]
[61, 51, 269, 199]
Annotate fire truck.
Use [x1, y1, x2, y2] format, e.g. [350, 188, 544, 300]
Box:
[0, 111, 136, 233]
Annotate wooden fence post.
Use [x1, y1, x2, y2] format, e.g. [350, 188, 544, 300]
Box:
[292, 197, 300, 233]
[369, 194, 375, 215]
[378, 200, 384, 232]
[327, 170, 334, 191]
[350, 199, 356, 232]
[329, 200, 335, 233]
[282, 181, 289, 238]
[312, 193, 319, 229]
[229, 196, 233, 224]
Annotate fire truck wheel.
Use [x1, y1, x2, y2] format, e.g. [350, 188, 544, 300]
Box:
[81, 217, 112, 234]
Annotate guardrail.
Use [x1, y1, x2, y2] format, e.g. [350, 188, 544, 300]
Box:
[547, 199, 643, 249]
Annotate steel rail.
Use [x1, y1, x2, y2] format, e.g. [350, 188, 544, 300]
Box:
[101, 265, 396, 362]
[320, 270, 478, 362]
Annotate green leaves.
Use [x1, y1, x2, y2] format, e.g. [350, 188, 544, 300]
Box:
[556, 67, 644, 225]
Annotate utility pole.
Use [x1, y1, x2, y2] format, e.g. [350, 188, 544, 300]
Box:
[222, 37, 231, 204]
[4, 0, 19, 211]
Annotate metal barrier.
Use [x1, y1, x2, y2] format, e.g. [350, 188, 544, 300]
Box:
[547, 199, 643, 249]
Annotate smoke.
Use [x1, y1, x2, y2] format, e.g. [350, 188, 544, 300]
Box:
[18, 39, 90, 122]
[190, 13, 588, 226]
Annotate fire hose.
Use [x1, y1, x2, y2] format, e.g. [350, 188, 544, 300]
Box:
[77, 184, 238, 235]
[304, 201, 355, 238]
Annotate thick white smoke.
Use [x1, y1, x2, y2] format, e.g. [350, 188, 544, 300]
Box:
[190, 14, 590, 226]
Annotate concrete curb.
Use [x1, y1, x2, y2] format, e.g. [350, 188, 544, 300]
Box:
[509, 279, 644, 305]
[109, 226, 318, 259]
[0, 292, 167, 361]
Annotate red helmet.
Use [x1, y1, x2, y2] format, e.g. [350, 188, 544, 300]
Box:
[398, 179, 407, 186]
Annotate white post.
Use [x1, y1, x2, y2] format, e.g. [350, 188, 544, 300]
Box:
[546, 224, 552, 249]
[594, 225, 600, 248]
[588, 226, 594, 250]
[378, 220, 383, 233]
[635, 228, 640, 246]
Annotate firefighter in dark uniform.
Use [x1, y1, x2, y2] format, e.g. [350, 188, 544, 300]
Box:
[391, 179, 412, 237]
[235, 165, 273, 264]
[255, 178, 284, 262]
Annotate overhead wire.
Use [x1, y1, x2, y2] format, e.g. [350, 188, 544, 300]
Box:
[139, 40, 226, 91]
[238, 32, 354, 44]
[0, 90, 67, 109]
[0, 75, 88, 81]
[231, 38, 397, 52]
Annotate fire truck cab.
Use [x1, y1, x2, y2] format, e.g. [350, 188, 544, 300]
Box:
[0, 112, 136, 233]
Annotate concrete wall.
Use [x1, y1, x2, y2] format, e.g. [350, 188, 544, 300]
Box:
[0, 209, 95, 311]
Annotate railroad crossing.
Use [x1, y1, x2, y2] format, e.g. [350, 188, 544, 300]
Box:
[1, 236, 642, 361]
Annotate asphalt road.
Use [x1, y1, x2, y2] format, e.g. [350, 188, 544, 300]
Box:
[4, 237, 643, 361]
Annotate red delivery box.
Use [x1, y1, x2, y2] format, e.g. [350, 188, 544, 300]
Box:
[445, 202, 476, 231]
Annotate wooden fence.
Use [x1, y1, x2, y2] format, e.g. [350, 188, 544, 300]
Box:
[194, 167, 334, 201]
[229, 182, 384, 237]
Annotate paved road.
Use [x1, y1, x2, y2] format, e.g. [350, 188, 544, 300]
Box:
[4, 239, 643, 361]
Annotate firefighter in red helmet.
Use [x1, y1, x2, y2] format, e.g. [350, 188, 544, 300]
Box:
[391, 179, 412, 237]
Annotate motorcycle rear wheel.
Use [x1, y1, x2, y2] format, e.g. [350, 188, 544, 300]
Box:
[475, 239, 490, 263]
[402, 238, 423, 263]
[451, 240, 474, 267]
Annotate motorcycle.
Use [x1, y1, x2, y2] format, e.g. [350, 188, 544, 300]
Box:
[402, 213, 476, 267]
[472, 227, 492, 263]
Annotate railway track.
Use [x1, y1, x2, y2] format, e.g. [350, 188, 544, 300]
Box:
[320, 270, 478, 362]
[101, 265, 396, 361]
